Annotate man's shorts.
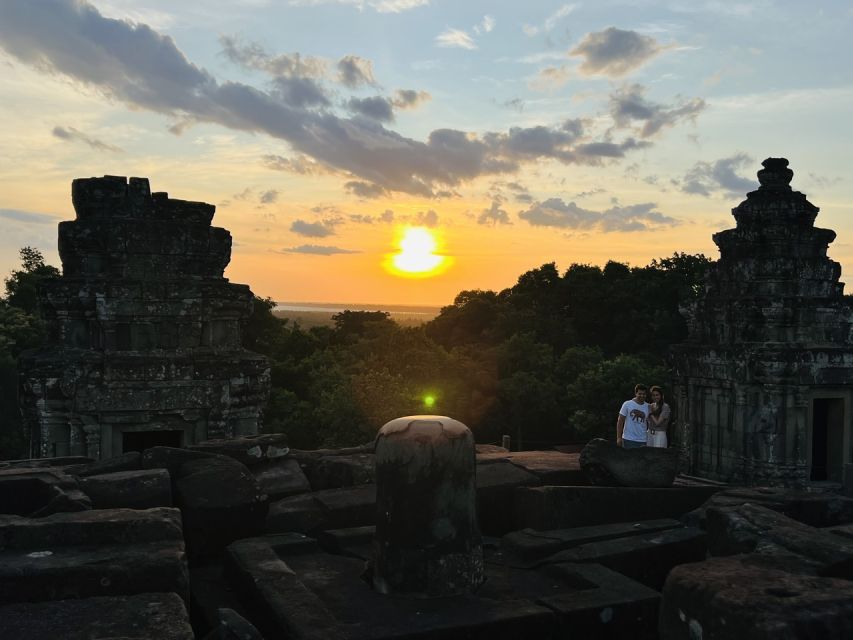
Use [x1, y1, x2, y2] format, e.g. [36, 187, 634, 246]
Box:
[622, 439, 646, 449]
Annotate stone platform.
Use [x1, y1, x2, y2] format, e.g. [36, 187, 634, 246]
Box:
[223, 534, 660, 640]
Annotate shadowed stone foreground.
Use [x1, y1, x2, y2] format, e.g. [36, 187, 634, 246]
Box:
[3, 437, 853, 638]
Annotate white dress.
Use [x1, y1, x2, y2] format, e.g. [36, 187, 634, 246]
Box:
[646, 403, 670, 448]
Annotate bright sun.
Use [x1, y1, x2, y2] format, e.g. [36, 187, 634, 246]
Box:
[384, 227, 450, 278]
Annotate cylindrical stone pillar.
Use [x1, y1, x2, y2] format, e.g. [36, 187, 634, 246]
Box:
[373, 415, 484, 597]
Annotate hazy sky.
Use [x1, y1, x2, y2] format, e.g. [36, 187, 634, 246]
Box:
[1, 0, 852, 305]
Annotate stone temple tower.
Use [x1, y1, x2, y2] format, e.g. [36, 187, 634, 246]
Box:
[20, 176, 270, 460]
[673, 158, 853, 486]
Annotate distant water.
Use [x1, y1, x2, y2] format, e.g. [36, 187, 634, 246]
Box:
[274, 302, 441, 316]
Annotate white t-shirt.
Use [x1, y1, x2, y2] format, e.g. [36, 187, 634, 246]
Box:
[620, 399, 650, 442]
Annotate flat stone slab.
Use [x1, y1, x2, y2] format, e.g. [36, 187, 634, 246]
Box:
[660, 555, 853, 639]
[0, 593, 194, 640]
[515, 485, 722, 531]
[686, 487, 853, 528]
[477, 451, 586, 485]
[65, 451, 142, 477]
[223, 537, 663, 639]
[705, 502, 853, 578]
[252, 457, 312, 500]
[540, 526, 707, 591]
[502, 518, 683, 563]
[538, 562, 660, 639]
[317, 525, 376, 560]
[308, 454, 375, 490]
[78, 468, 171, 509]
[0, 507, 183, 550]
[267, 484, 376, 534]
[0, 540, 189, 603]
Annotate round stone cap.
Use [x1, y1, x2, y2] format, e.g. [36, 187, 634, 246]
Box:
[757, 157, 793, 191]
[377, 415, 470, 439]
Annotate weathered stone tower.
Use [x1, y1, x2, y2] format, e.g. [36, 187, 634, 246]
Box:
[20, 176, 269, 460]
[673, 158, 853, 486]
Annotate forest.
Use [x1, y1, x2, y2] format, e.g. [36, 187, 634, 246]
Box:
[0, 248, 710, 458]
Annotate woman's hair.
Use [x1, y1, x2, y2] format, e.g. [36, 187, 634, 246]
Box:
[649, 385, 665, 416]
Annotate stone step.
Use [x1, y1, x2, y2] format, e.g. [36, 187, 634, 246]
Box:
[0, 540, 188, 603]
[0, 593, 194, 640]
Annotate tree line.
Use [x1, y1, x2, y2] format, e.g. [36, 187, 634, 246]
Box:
[0, 248, 709, 458]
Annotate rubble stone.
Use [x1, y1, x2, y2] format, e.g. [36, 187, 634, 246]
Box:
[78, 469, 171, 509]
[579, 438, 678, 487]
[176, 456, 268, 561]
[660, 555, 853, 639]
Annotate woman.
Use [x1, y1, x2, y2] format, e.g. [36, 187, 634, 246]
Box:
[646, 385, 671, 448]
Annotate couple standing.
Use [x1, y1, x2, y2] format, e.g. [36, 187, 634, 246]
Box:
[616, 383, 670, 448]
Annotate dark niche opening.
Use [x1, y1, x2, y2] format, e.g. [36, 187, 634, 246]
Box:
[0, 478, 56, 516]
[810, 398, 844, 482]
[122, 429, 184, 453]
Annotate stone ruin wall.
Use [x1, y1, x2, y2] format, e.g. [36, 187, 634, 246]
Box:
[673, 159, 853, 486]
[19, 176, 270, 460]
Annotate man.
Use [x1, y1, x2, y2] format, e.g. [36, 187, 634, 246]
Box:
[616, 384, 650, 448]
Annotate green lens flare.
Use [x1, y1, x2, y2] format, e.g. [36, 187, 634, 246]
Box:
[423, 395, 436, 408]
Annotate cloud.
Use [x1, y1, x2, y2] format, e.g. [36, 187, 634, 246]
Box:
[679, 153, 756, 197]
[261, 154, 338, 175]
[502, 98, 524, 112]
[519, 198, 678, 232]
[347, 96, 394, 122]
[0, 1, 690, 198]
[523, 4, 578, 36]
[349, 209, 395, 224]
[281, 244, 360, 255]
[290, 219, 336, 237]
[408, 209, 439, 227]
[435, 28, 477, 50]
[337, 55, 377, 88]
[571, 27, 667, 77]
[529, 65, 572, 91]
[259, 189, 279, 204]
[220, 36, 327, 79]
[345, 181, 388, 199]
[0, 208, 58, 224]
[51, 125, 123, 152]
[391, 89, 430, 110]
[347, 91, 429, 121]
[477, 200, 511, 225]
[288, 0, 429, 13]
[609, 84, 705, 137]
[473, 15, 495, 35]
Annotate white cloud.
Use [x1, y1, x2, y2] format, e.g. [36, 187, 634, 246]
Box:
[435, 28, 477, 50]
[523, 3, 578, 37]
[519, 199, 678, 232]
[288, 0, 428, 13]
[474, 15, 495, 35]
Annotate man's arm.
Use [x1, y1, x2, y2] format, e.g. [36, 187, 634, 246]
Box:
[616, 414, 626, 445]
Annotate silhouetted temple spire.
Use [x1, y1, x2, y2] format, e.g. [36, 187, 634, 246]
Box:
[673, 158, 853, 486]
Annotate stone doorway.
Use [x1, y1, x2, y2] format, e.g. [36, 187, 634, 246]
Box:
[122, 430, 183, 453]
[810, 398, 845, 482]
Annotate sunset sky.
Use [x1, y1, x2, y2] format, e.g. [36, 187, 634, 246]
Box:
[1, 1, 852, 306]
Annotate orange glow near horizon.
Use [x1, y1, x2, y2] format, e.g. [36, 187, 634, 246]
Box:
[384, 227, 452, 279]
